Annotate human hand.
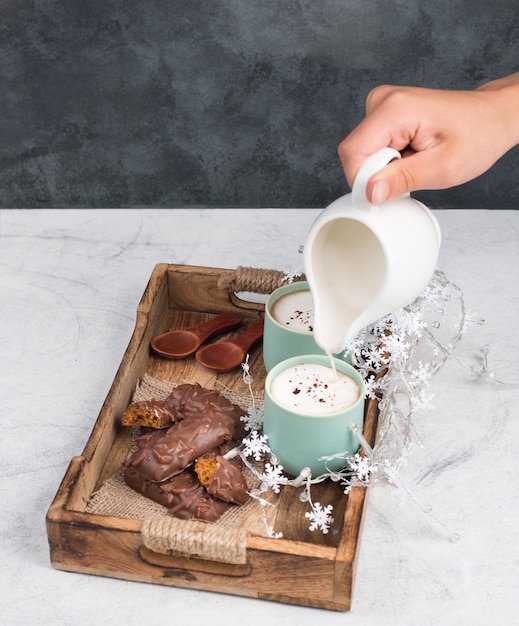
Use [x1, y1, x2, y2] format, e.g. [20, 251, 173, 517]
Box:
[338, 74, 519, 204]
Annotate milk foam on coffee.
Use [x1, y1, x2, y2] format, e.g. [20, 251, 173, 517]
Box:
[270, 289, 314, 333]
[270, 362, 360, 415]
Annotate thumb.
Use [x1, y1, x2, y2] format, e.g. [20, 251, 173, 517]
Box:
[366, 158, 418, 204]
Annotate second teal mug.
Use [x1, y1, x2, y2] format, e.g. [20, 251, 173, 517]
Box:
[263, 281, 348, 372]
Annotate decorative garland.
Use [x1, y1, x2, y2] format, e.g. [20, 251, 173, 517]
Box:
[224, 269, 512, 539]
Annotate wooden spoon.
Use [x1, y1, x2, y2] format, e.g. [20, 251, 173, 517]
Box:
[151, 312, 243, 359]
[195, 319, 264, 372]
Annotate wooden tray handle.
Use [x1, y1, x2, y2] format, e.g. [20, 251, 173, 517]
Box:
[217, 266, 306, 295]
[141, 516, 249, 565]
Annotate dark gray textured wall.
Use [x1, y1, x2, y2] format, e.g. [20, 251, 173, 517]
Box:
[1, 0, 518, 209]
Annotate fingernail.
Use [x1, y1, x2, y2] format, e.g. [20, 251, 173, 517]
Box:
[371, 180, 389, 205]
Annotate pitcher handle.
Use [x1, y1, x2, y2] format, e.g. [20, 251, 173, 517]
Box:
[351, 147, 403, 209]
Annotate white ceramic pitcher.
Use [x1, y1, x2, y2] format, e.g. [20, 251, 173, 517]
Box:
[304, 147, 442, 354]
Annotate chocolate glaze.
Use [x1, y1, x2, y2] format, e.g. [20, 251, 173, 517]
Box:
[126, 410, 236, 482]
[122, 383, 247, 439]
[166, 383, 248, 440]
[123, 464, 229, 521]
[122, 383, 251, 519]
[165, 383, 216, 414]
[216, 441, 243, 468]
[195, 455, 250, 505]
[227, 407, 248, 442]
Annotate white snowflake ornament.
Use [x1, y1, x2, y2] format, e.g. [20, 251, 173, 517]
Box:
[260, 463, 285, 494]
[305, 502, 334, 534]
[241, 430, 270, 462]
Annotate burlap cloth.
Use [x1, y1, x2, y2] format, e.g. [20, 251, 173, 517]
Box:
[86, 373, 273, 564]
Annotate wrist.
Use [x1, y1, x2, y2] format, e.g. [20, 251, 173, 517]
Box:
[477, 74, 519, 149]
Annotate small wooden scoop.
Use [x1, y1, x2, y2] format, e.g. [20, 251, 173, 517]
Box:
[195, 319, 264, 372]
[151, 312, 243, 359]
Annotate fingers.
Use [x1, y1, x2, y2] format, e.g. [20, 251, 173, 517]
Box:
[339, 145, 423, 204]
[338, 86, 421, 188]
[337, 120, 400, 189]
[339, 75, 519, 202]
[365, 84, 396, 113]
[366, 155, 421, 203]
[338, 85, 459, 200]
[365, 147, 460, 203]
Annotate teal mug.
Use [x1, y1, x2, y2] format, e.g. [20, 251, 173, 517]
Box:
[263, 354, 365, 477]
[263, 281, 347, 372]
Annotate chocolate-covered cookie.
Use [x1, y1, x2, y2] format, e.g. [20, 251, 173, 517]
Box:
[123, 464, 229, 521]
[166, 383, 247, 440]
[121, 400, 182, 429]
[126, 410, 236, 482]
[195, 455, 250, 505]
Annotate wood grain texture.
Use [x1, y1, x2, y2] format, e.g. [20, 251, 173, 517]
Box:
[46, 263, 381, 611]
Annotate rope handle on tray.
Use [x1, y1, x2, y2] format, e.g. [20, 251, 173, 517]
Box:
[217, 266, 306, 295]
[141, 516, 249, 565]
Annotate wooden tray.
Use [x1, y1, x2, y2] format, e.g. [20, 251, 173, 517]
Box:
[46, 264, 380, 611]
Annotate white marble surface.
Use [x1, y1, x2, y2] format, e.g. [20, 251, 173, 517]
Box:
[1, 208, 518, 626]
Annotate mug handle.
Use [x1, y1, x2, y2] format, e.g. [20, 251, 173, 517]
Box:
[351, 147, 403, 209]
